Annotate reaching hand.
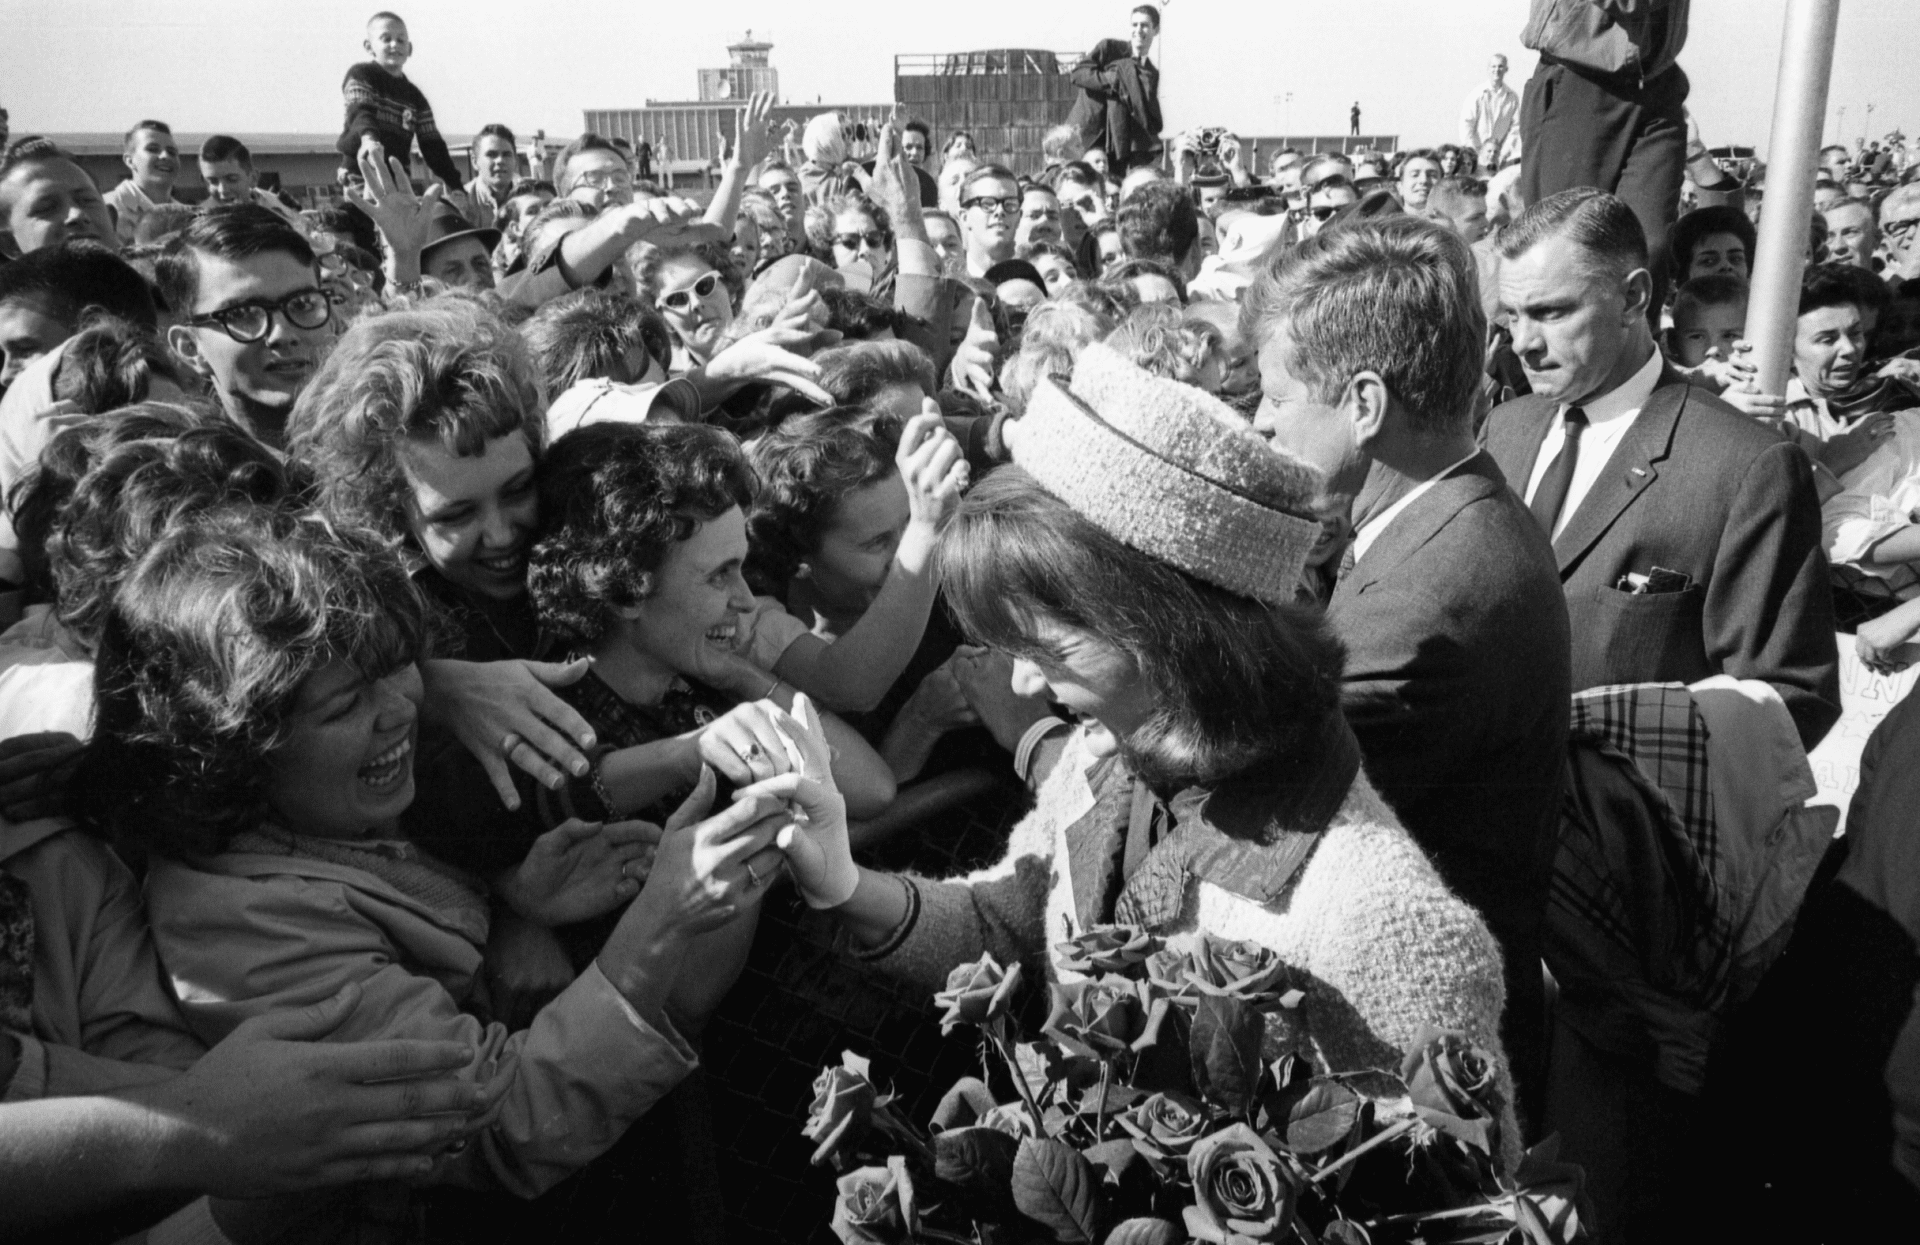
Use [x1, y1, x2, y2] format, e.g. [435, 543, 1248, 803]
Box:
[723, 91, 777, 171]
[866, 113, 926, 238]
[635, 768, 789, 935]
[345, 143, 443, 263]
[420, 658, 597, 810]
[623, 196, 727, 250]
[1822, 412, 1897, 478]
[703, 334, 833, 405]
[0, 731, 84, 822]
[893, 406, 969, 574]
[949, 297, 1000, 401]
[899, 659, 980, 737]
[146, 981, 504, 1196]
[1856, 603, 1920, 675]
[742, 694, 859, 909]
[696, 700, 801, 789]
[496, 817, 659, 925]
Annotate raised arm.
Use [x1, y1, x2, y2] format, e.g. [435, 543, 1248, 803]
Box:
[704, 92, 776, 232]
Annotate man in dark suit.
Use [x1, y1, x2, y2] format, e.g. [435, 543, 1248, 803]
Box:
[1246, 215, 1570, 1125]
[1483, 188, 1840, 749]
[1067, 6, 1164, 173]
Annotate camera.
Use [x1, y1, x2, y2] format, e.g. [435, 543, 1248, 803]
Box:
[1194, 127, 1228, 157]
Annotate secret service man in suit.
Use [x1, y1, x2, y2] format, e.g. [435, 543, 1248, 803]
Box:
[1484, 188, 1840, 749]
[1247, 215, 1571, 1126]
[1067, 6, 1164, 173]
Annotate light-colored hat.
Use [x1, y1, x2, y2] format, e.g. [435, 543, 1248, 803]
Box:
[1013, 343, 1323, 605]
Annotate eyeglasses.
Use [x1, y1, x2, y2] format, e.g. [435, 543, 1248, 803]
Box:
[657, 271, 720, 310]
[574, 168, 633, 190]
[1884, 216, 1920, 241]
[186, 289, 332, 343]
[834, 230, 891, 251]
[962, 195, 1022, 217]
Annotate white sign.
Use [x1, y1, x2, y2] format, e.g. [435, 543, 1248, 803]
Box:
[1807, 632, 1920, 831]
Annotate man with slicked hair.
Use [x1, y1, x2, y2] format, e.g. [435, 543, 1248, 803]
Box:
[1246, 213, 1569, 1129]
[1484, 187, 1838, 747]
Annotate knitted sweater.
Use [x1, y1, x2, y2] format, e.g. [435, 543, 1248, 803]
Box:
[871, 729, 1519, 1164]
[337, 61, 463, 186]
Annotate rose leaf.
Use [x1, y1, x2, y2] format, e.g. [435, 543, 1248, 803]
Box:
[1013, 1136, 1108, 1243]
[1102, 1217, 1182, 1245]
[933, 1126, 1021, 1224]
[1189, 994, 1263, 1113]
[1285, 1081, 1362, 1156]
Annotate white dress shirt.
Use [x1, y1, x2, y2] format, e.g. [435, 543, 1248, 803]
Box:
[1523, 348, 1665, 540]
[1460, 82, 1520, 162]
[1351, 453, 1480, 563]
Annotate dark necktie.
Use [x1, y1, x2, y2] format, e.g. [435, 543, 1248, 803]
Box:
[1529, 406, 1588, 536]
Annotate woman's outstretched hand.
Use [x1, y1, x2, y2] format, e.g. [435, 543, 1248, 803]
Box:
[740, 694, 858, 909]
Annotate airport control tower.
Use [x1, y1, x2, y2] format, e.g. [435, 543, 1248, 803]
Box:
[698, 31, 779, 103]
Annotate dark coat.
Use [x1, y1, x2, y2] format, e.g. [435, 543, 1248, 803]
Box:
[1066, 39, 1162, 166]
[1328, 450, 1570, 1110]
[1483, 367, 1840, 749]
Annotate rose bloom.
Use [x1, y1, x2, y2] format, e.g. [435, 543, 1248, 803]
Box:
[832, 1157, 917, 1244]
[804, 1052, 880, 1167]
[933, 952, 1023, 1034]
[1184, 1123, 1302, 1244]
[1044, 977, 1162, 1060]
[1118, 1091, 1212, 1158]
[1053, 924, 1159, 978]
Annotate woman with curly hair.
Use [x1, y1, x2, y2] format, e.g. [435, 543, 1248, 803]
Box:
[82, 511, 790, 1231]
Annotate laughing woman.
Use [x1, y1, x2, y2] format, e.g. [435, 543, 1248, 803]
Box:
[757, 346, 1521, 1163]
[77, 512, 791, 1213]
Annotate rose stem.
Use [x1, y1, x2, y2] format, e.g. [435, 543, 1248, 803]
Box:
[1095, 1060, 1112, 1141]
[990, 1021, 1046, 1134]
[1308, 1116, 1419, 1185]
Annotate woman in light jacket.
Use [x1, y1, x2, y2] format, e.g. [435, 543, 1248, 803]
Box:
[759, 344, 1519, 1160]
[76, 509, 791, 1203]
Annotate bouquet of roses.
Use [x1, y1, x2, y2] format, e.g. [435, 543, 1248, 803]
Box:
[805, 925, 1591, 1245]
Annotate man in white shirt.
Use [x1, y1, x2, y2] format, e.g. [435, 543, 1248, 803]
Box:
[1484, 187, 1838, 748]
[102, 120, 183, 245]
[1460, 55, 1519, 171]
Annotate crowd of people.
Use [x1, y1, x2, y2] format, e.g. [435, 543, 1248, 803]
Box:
[1, 2, 1918, 1243]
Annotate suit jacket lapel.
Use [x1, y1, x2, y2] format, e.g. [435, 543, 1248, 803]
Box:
[1485, 395, 1557, 489]
[1549, 375, 1688, 573]
[1343, 451, 1504, 594]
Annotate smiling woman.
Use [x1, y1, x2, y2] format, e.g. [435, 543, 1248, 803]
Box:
[287, 295, 548, 662]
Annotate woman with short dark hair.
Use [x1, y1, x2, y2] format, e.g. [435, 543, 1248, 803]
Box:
[754, 345, 1519, 1161]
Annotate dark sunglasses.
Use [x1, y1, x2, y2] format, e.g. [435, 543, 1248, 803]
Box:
[657, 271, 720, 310]
[834, 230, 891, 251]
[186, 289, 331, 343]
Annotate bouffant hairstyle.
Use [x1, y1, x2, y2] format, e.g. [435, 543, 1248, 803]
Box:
[1116, 181, 1200, 266]
[76, 512, 429, 859]
[49, 312, 181, 415]
[937, 468, 1346, 790]
[1799, 260, 1891, 319]
[286, 296, 544, 542]
[528, 423, 755, 647]
[1103, 302, 1223, 389]
[1669, 204, 1756, 276]
[813, 339, 938, 407]
[746, 411, 902, 587]
[42, 406, 291, 646]
[520, 288, 673, 395]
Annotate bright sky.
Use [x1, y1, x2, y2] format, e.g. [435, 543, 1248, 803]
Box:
[2, 0, 1913, 154]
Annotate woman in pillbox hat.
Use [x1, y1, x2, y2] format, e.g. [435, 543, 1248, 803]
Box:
[753, 346, 1520, 1165]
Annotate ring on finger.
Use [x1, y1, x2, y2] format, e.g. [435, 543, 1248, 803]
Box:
[500, 731, 523, 757]
[746, 860, 763, 886]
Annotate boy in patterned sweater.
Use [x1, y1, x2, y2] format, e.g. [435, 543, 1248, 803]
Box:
[337, 11, 471, 216]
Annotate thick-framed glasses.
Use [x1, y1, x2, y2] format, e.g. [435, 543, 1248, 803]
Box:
[657, 271, 720, 310]
[574, 168, 633, 190]
[186, 289, 331, 343]
[963, 195, 1021, 217]
[834, 230, 890, 251]
[1884, 216, 1920, 242]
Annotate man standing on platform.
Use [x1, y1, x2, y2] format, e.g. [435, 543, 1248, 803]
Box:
[1067, 6, 1164, 173]
[1461, 54, 1520, 171]
[1350, 102, 1362, 138]
[1517, 0, 1691, 306]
